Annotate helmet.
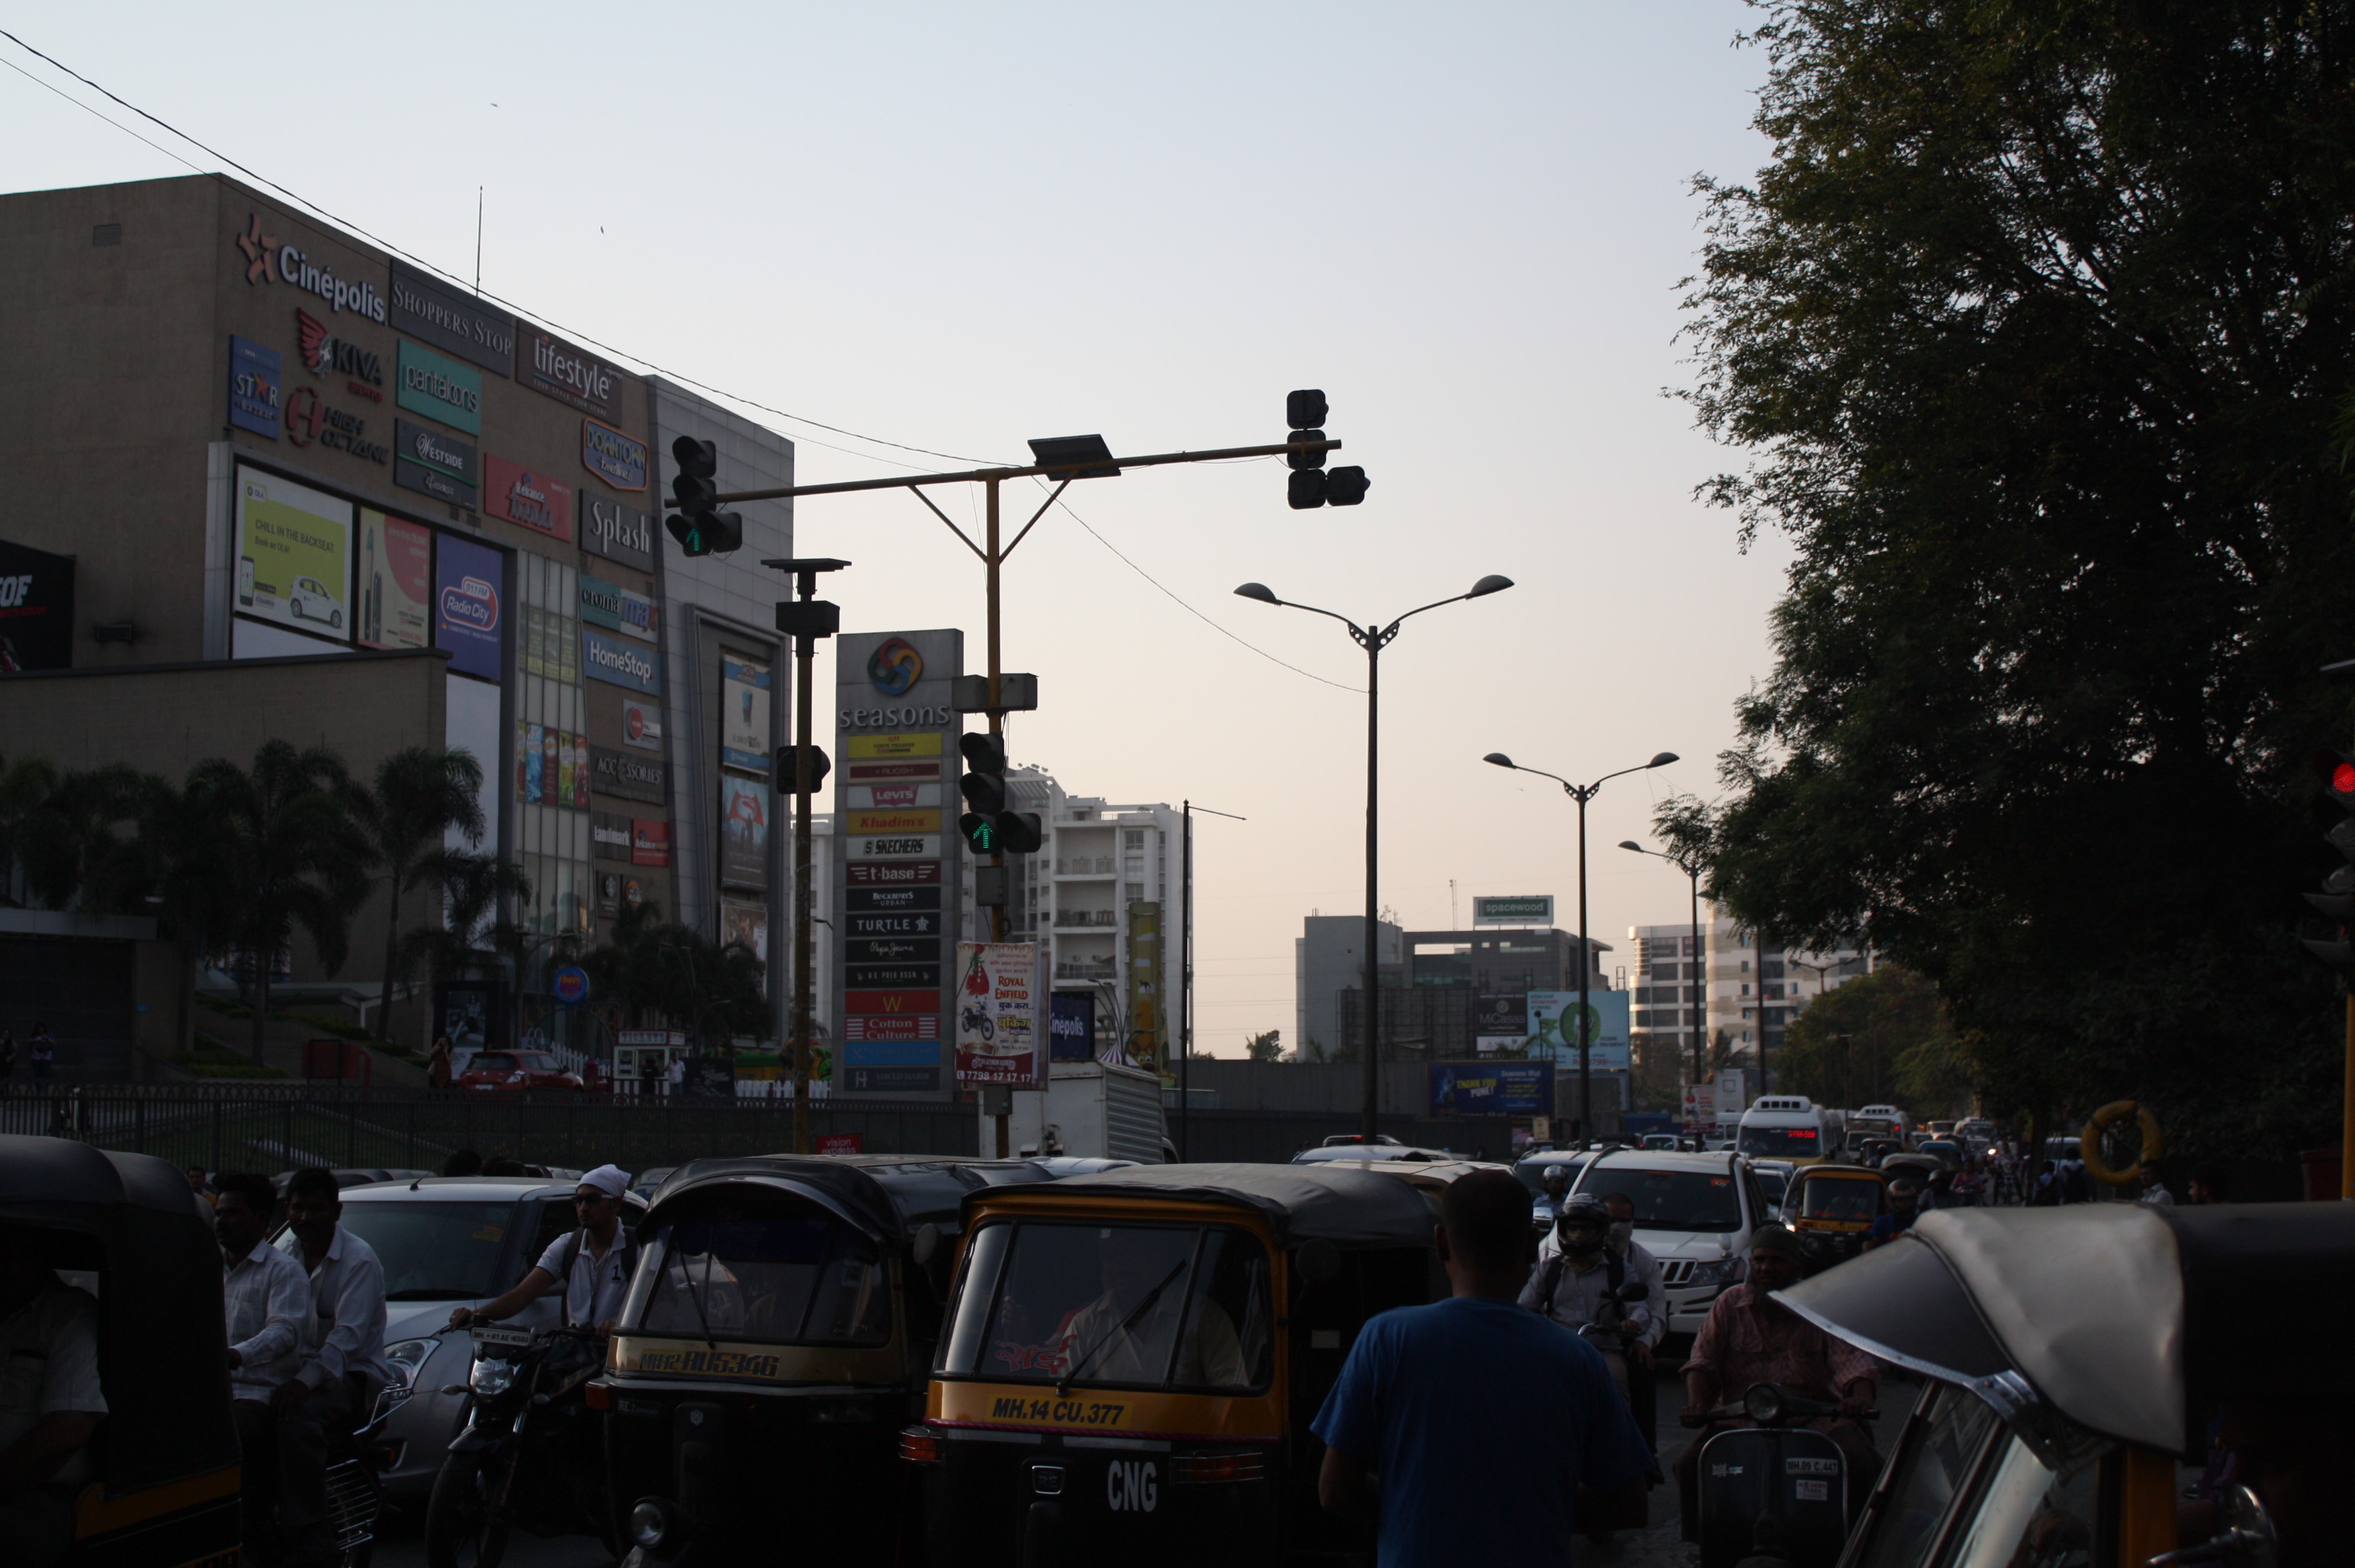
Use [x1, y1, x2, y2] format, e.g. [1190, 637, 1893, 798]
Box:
[1558, 1194, 1610, 1228]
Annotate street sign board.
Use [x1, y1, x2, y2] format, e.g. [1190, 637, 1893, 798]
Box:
[1473, 895, 1554, 927]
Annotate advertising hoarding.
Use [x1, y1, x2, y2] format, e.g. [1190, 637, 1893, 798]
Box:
[954, 942, 1045, 1084]
[720, 654, 771, 775]
[1123, 901, 1164, 1068]
[720, 901, 769, 993]
[228, 336, 282, 438]
[1049, 992, 1097, 1063]
[1473, 895, 1554, 927]
[236, 467, 351, 638]
[484, 455, 573, 541]
[433, 533, 504, 682]
[355, 511, 431, 651]
[1525, 990, 1632, 1073]
[717, 773, 768, 889]
[0, 538, 76, 673]
[1430, 1061, 1555, 1116]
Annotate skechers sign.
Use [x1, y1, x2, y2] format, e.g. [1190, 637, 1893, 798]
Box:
[397, 342, 483, 435]
[393, 419, 480, 509]
[582, 628, 660, 693]
[387, 261, 514, 376]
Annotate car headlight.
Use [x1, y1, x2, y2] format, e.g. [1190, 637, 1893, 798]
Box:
[469, 1358, 516, 1398]
[384, 1338, 436, 1390]
[1688, 1258, 1740, 1287]
[630, 1498, 680, 1550]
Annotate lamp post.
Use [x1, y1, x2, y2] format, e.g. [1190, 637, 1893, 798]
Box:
[1237, 574, 1515, 1141]
[1618, 839, 1706, 1097]
[1484, 750, 1679, 1144]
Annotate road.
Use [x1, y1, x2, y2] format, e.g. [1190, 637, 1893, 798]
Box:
[368, 1350, 1923, 1568]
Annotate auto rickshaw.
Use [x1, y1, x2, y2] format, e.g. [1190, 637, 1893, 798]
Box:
[1775, 1202, 2355, 1568]
[904, 1162, 1445, 1568]
[0, 1133, 240, 1568]
[596, 1155, 1058, 1565]
[1782, 1163, 1884, 1270]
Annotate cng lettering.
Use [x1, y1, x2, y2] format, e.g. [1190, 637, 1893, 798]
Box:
[1106, 1459, 1158, 1513]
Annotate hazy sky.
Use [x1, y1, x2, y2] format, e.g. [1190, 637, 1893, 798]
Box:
[3, 3, 1788, 1055]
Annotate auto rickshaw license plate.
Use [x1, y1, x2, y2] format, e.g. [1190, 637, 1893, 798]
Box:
[472, 1325, 532, 1350]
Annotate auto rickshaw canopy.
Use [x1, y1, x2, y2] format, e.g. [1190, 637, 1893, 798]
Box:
[1007, 1162, 1441, 1250]
[0, 1134, 238, 1494]
[1787, 1165, 1885, 1229]
[641, 1155, 1060, 1243]
[1777, 1203, 2355, 1457]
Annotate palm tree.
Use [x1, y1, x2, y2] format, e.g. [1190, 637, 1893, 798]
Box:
[352, 747, 487, 1047]
[191, 742, 372, 1061]
[396, 850, 533, 1028]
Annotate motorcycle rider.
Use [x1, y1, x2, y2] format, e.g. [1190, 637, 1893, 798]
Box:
[1865, 1180, 1921, 1250]
[1517, 1197, 1652, 1403]
[1532, 1164, 1573, 1230]
[449, 1165, 637, 1336]
[277, 1168, 390, 1565]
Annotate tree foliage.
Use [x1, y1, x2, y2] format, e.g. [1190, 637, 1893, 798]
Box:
[1245, 1029, 1284, 1063]
[576, 899, 768, 1047]
[353, 747, 486, 1045]
[1684, 2, 2355, 1157]
[1772, 963, 1961, 1116]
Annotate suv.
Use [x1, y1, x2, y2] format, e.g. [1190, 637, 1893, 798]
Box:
[1569, 1148, 1772, 1336]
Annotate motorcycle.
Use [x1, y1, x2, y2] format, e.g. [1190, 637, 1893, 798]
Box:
[249, 1382, 411, 1568]
[1569, 1279, 1656, 1545]
[423, 1323, 615, 1568]
[1692, 1383, 1876, 1568]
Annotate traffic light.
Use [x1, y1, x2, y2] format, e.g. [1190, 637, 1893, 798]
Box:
[1284, 389, 1369, 509]
[957, 732, 1043, 855]
[2303, 750, 2355, 964]
[775, 744, 831, 795]
[667, 436, 743, 557]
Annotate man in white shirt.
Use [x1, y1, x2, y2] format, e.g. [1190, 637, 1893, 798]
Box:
[0, 1224, 108, 1568]
[277, 1169, 390, 1560]
[215, 1173, 310, 1558]
[449, 1165, 637, 1335]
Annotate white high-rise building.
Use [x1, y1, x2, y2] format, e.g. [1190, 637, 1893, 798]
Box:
[1630, 904, 1870, 1090]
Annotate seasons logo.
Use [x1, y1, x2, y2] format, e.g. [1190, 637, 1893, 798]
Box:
[868, 637, 923, 695]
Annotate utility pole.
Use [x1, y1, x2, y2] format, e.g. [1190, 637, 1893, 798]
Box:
[1179, 802, 1247, 1161]
[768, 557, 848, 1154]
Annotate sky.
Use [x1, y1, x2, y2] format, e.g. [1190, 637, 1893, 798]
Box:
[1, 3, 1789, 1056]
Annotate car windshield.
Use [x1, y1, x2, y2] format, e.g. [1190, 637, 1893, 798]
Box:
[471, 1053, 518, 1072]
[1587, 1167, 1745, 1232]
[325, 1199, 520, 1300]
[940, 1221, 1271, 1392]
[1738, 1125, 1823, 1157]
[622, 1187, 892, 1345]
[1755, 1169, 1791, 1208]
[1513, 1158, 1586, 1197]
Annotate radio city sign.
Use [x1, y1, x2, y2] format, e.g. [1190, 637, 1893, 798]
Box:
[236, 213, 387, 322]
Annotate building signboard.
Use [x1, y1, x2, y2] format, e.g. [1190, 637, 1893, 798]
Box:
[720, 654, 771, 775]
[592, 812, 634, 860]
[577, 574, 623, 631]
[591, 745, 665, 805]
[520, 328, 622, 417]
[621, 698, 663, 751]
[392, 419, 480, 509]
[235, 467, 351, 639]
[834, 628, 965, 1098]
[482, 455, 573, 541]
[1123, 900, 1163, 1068]
[228, 336, 282, 438]
[284, 386, 388, 464]
[631, 819, 670, 866]
[580, 493, 655, 572]
[0, 538, 76, 672]
[582, 419, 649, 492]
[296, 307, 384, 400]
[1525, 990, 1632, 1074]
[953, 942, 1045, 1084]
[388, 261, 515, 375]
[432, 532, 504, 681]
[355, 511, 431, 651]
[236, 211, 387, 321]
[395, 341, 484, 435]
[1049, 992, 1097, 1063]
[581, 627, 660, 692]
[1429, 1061, 1554, 1117]
[1473, 895, 1555, 927]
[718, 773, 768, 889]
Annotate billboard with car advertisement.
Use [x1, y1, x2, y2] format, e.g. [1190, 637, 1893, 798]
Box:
[355, 510, 432, 651]
[235, 466, 351, 639]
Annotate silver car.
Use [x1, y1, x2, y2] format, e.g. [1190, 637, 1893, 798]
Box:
[277, 1175, 647, 1502]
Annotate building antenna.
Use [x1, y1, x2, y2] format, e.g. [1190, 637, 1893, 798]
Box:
[474, 186, 484, 295]
[1450, 879, 1457, 930]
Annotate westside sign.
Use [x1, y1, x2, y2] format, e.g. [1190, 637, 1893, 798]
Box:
[392, 419, 480, 509]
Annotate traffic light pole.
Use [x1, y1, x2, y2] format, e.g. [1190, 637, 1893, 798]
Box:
[769, 559, 848, 1155]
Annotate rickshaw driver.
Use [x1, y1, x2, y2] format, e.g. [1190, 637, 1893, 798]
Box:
[0, 1224, 107, 1568]
[1052, 1242, 1247, 1387]
[1676, 1226, 1880, 1541]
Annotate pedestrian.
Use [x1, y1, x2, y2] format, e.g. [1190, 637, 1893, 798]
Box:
[439, 1148, 483, 1178]
[186, 1167, 212, 1204]
[1865, 1181, 1921, 1249]
[2186, 1165, 2228, 1205]
[2135, 1159, 2175, 1207]
[0, 1027, 18, 1081]
[665, 1056, 684, 1099]
[216, 1171, 312, 1558]
[26, 1024, 53, 1081]
[0, 1223, 110, 1568]
[1314, 1168, 1650, 1566]
[447, 1165, 638, 1337]
[1678, 1225, 1882, 1537]
[427, 1035, 454, 1092]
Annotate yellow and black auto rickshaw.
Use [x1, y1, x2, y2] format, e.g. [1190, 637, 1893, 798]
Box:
[1777, 1201, 2355, 1568]
[1782, 1163, 1885, 1270]
[0, 1133, 241, 1568]
[596, 1155, 1058, 1566]
[903, 1162, 1447, 1568]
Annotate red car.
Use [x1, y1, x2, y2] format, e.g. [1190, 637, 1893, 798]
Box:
[458, 1050, 583, 1092]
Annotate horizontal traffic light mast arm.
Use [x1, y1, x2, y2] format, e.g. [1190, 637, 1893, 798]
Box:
[660, 439, 1341, 507]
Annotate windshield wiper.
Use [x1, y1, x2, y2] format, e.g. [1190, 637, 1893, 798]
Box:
[670, 1246, 719, 1350]
[1058, 1261, 1187, 1398]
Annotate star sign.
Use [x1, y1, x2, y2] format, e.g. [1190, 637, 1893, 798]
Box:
[236, 212, 278, 286]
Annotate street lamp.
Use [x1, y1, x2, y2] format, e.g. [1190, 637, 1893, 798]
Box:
[1619, 839, 1707, 1098]
[1484, 749, 1679, 1144]
[1238, 574, 1515, 1140]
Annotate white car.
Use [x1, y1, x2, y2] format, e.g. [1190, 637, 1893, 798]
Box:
[288, 574, 342, 628]
[1569, 1149, 1775, 1336]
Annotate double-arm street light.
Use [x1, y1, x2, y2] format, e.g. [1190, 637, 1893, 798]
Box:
[1483, 750, 1679, 1143]
[1238, 574, 1516, 1140]
[1619, 838, 1707, 1095]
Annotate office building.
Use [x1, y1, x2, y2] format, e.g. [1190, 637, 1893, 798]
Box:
[1629, 906, 1870, 1088]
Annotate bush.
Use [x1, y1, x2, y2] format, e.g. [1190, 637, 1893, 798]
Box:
[173, 1044, 287, 1079]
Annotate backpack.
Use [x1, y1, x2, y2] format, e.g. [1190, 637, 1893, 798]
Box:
[1536, 1246, 1625, 1322]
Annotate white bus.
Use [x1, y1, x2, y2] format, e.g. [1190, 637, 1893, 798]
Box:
[1736, 1095, 1843, 1165]
[1844, 1103, 1914, 1154]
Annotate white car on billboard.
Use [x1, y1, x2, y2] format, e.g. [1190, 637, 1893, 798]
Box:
[289, 574, 343, 628]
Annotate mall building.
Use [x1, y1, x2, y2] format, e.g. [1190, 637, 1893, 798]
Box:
[0, 173, 798, 1071]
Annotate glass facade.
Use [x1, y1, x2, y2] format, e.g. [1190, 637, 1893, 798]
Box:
[516, 551, 590, 945]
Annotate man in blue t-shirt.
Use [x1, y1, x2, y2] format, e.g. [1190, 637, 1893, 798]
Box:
[1312, 1169, 1652, 1567]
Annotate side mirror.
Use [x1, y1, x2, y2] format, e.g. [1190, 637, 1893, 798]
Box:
[911, 1223, 941, 1268]
[1294, 1239, 1341, 1284]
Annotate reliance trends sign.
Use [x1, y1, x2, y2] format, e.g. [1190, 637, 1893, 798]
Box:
[582, 627, 660, 693]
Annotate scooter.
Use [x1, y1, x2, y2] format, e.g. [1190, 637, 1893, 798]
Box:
[1569, 1279, 1656, 1546]
[424, 1323, 614, 1568]
[248, 1381, 410, 1568]
[1692, 1383, 1875, 1568]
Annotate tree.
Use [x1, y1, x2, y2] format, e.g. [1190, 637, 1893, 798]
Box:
[573, 899, 767, 1049]
[397, 850, 533, 1017]
[353, 747, 486, 1046]
[1682, 3, 2355, 1158]
[191, 742, 372, 1060]
[1772, 963, 1956, 1116]
[1245, 1029, 1283, 1063]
